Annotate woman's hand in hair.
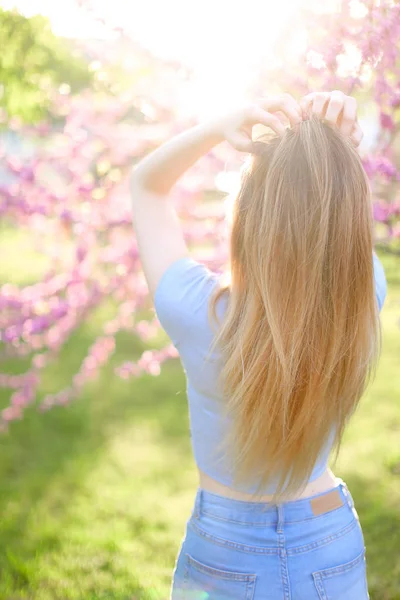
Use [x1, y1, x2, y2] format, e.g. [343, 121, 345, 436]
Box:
[216, 94, 302, 153]
[299, 91, 364, 147]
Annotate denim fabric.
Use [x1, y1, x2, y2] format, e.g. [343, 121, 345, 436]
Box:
[170, 478, 369, 600]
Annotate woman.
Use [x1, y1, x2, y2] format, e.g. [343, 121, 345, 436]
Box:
[130, 91, 387, 599]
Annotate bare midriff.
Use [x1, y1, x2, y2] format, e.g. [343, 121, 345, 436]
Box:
[198, 466, 339, 502]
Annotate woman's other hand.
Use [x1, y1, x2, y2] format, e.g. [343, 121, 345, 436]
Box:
[216, 94, 303, 153]
[300, 91, 364, 147]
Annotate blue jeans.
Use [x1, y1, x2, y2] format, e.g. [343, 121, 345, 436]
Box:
[170, 478, 369, 599]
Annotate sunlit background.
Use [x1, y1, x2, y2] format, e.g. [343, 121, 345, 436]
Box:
[1, 0, 371, 121]
[0, 1, 399, 599]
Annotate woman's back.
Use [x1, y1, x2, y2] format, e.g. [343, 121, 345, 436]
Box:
[154, 251, 387, 499]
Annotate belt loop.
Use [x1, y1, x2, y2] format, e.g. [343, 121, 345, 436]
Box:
[341, 482, 354, 510]
[276, 504, 284, 534]
[347, 490, 355, 510]
[193, 489, 202, 520]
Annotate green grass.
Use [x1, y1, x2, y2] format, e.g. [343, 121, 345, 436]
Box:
[0, 241, 399, 600]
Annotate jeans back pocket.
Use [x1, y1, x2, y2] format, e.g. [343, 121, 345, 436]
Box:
[312, 547, 370, 600]
[183, 552, 257, 600]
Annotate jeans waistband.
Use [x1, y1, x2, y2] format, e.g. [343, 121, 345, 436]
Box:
[192, 477, 354, 525]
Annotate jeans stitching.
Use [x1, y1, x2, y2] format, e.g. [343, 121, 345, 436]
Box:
[188, 514, 359, 556]
[313, 547, 366, 578]
[287, 518, 358, 555]
[185, 552, 257, 582]
[277, 505, 291, 600]
[312, 548, 368, 599]
[312, 573, 326, 600]
[199, 502, 349, 526]
[246, 577, 256, 600]
[188, 518, 279, 555]
[182, 558, 189, 593]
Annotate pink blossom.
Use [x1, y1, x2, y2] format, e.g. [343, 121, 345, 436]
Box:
[1, 0, 399, 429]
[380, 113, 395, 130]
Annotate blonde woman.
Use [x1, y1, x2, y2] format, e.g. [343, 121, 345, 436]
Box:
[130, 91, 387, 599]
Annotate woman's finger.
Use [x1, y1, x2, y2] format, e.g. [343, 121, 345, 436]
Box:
[299, 94, 315, 120]
[228, 131, 254, 152]
[251, 106, 287, 136]
[274, 111, 288, 124]
[340, 96, 357, 136]
[281, 103, 303, 126]
[324, 90, 345, 127]
[350, 121, 364, 147]
[259, 94, 302, 126]
[311, 92, 331, 118]
[278, 93, 303, 126]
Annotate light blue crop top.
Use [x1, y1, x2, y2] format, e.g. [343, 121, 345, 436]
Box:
[154, 251, 388, 494]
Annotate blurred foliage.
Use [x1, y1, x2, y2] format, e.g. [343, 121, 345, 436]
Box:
[0, 7, 92, 123]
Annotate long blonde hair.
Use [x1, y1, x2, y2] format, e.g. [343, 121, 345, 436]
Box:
[207, 114, 382, 505]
